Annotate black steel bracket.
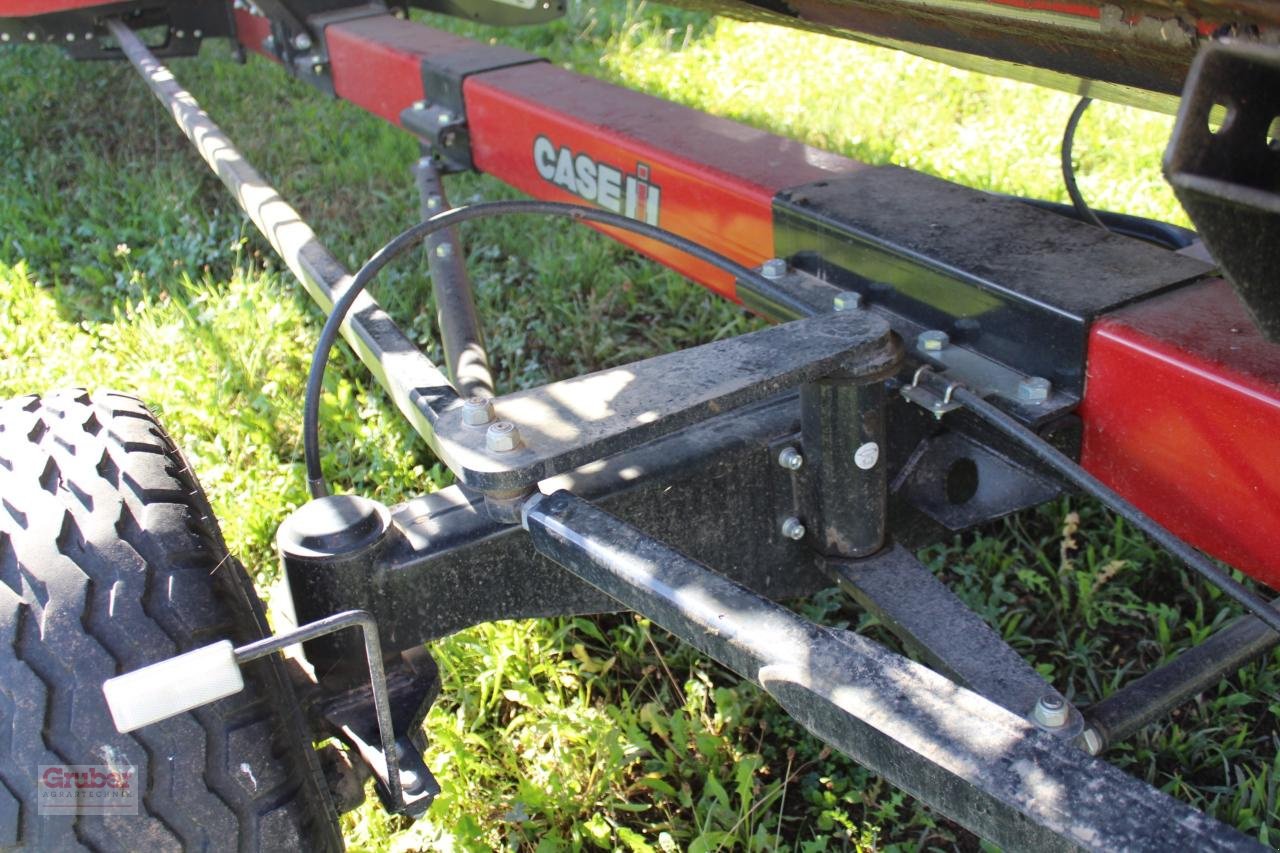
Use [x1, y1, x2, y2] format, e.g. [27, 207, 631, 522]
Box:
[1165, 41, 1280, 341]
[399, 42, 545, 172]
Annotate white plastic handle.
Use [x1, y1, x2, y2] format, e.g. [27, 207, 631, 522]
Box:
[102, 640, 245, 733]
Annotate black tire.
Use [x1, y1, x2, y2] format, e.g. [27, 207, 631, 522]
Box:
[0, 389, 342, 851]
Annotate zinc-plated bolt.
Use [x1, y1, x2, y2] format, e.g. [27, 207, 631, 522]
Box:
[777, 446, 803, 470]
[760, 258, 788, 280]
[486, 421, 521, 453]
[426, 195, 442, 210]
[292, 32, 311, 50]
[312, 62, 325, 75]
[461, 396, 494, 426]
[412, 100, 427, 111]
[174, 29, 184, 38]
[780, 517, 806, 541]
[832, 292, 863, 312]
[1080, 727, 1103, 756]
[1017, 376, 1052, 403]
[434, 243, 453, 259]
[1032, 694, 1069, 729]
[27, 31, 38, 41]
[917, 330, 950, 352]
[1, 33, 10, 42]
[437, 111, 453, 125]
[65, 32, 75, 42]
[193, 29, 203, 38]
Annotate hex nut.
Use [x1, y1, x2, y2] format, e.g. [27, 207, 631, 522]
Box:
[1080, 727, 1103, 756]
[1032, 694, 1069, 729]
[462, 396, 494, 426]
[760, 258, 788, 280]
[777, 446, 804, 471]
[1017, 376, 1052, 403]
[832, 292, 863, 312]
[780, 517, 806, 541]
[485, 421, 521, 452]
[916, 330, 950, 352]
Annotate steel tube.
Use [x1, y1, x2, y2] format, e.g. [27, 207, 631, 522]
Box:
[800, 377, 890, 557]
[107, 19, 458, 458]
[1085, 597, 1280, 752]
[413, 157, 494, 399]
[522, 490, 1262, 852]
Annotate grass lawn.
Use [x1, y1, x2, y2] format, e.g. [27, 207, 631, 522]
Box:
[1, 2, 1277, 849]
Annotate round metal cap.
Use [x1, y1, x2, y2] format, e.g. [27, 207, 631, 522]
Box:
[277, 494, 390, 560]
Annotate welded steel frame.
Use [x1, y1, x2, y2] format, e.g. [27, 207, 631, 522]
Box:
[9, 4, 1280, 850]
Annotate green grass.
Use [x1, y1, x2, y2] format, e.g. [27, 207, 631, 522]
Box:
[1, 2, 1276, 849]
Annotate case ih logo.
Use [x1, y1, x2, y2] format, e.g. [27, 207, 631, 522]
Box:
[38, 764, 138, 815]
[533, 136, 661, 226]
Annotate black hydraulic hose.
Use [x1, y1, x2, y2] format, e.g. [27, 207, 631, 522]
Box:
[951, 386, 1280, 635]
[1062, 97, 1107, 231]
[304, 199, 813, 498]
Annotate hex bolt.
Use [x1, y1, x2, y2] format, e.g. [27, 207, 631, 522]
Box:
[916, 330, 950, 352]
[412, 100, 427, 111]
[437, 111, 453, 125]
[832, 292, 863, 312]
[292, 32, 312, 51]
[434, 243, 453, 259]
[425, 195, 442, 211]
[760, 258, 788, 280]
[461, 396, 494, 426]
[193, 29, 203, 38]
[1032, 693, 1069, 729]
[174, 29, 184, 38]
[777, 446, 803, 471]
[780, 517, 806, 541]
[485, 421, 521, 453]
[1017, 376, 1052, 403]
[1, 33, 9, 42]
[65, 32, 75, 42]
[26, 32, 37, 41]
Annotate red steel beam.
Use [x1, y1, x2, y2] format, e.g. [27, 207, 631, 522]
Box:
[230, 9, 1280, 587]
[1084, 279, 1280, 589]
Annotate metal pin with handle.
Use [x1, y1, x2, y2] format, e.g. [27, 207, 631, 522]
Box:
[102, 610, 409, 811]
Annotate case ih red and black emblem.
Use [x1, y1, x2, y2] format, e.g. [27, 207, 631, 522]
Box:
[533, 135, 662, 225]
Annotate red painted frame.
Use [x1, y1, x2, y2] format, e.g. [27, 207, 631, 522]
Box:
[149, 8, 1280, 589]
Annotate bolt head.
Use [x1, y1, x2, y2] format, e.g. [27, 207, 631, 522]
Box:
[760, 258, 788, 280]
[1032, 694, 1070, 729]
[434, 243, 453, 259]
[777, 446, 803, 470]
[437, 111, 453, 125]
[780, 517, 806, 541]
[485, 421, 521, 453]
[917, 330, 950, 352]
[1017, 376, 1052, 403]
[292, 32, 312, 50]
[412, 100, 427, 111]
[832, 292, 862, 312]
[426, 196, 442, 210]
[65, 32, 75, 42]
[462, 396, 494, 426]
